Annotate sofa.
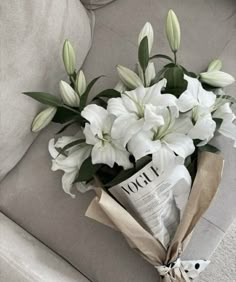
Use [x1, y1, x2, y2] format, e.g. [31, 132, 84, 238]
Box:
[0, 0, 235, 281]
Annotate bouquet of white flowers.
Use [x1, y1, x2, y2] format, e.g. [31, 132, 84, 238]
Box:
[24, 10, 235, 281]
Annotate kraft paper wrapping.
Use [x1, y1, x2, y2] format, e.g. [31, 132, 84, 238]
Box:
[85, 152, 224, 282]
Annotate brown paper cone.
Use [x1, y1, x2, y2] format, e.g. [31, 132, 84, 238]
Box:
[85, 152, 224, 281]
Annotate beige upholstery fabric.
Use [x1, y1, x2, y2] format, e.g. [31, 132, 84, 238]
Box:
[0, 0, 235, 282]
[81, 0, 116, 10]
[0, 1, 94, 181]
[0, 212, 90, 282]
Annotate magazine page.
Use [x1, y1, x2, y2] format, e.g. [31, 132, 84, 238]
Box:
[109, 162, 191, 248]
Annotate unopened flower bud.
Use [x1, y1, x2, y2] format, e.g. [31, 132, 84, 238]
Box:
[200, 71, 235, 88]
[207, 59, 222, 72]
[117, 65, 143, 89]
[59, 80, 80, 107]
[166, 9, 181, 53]
[62, 40, 76, 75]
[76, 70, 87, 96]
[114, 81, 127, 93]
[32, 107, 57, 132]
[138, 22, 154, 54]
[138, 62, 156, 86]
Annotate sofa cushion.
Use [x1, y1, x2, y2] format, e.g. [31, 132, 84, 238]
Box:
[81, 0, 116, 10]
[0, 0, 235, 282]
[0, 1, 94, 181]
[0, 212, 90, 282]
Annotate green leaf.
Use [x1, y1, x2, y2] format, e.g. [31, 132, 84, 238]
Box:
[23, 92, 62, 107]
[92, 98, 108, 108]
[151, 67, 168, 84]
[149, 54, 174, 62]
[213, 118, 223, 130]
[74, 157, 101, 182]
[56, 139, 85, 156]
[180, 66, 197, 78]
[79, 76, 104, 110]
[104, 156, 151, 188]
[56, 120, 78, 134]
[52, 107, 81, 124]
[163, 66, 188, 97]
[95, 89, 121, 99]
[201, 83, 220, 92]
[199, 144, 220, 153]
[216, 94, 236, 104]
[138, 36, 149, 71]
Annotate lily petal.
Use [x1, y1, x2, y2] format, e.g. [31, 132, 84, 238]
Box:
[62, 170, 78, 198]
[172, 117, 193, 134]
[81, 104, 108, 132]
[218, 118, 236, 147]
[177, 91, 198, 112]
[128, 130, 161, 160]
[83, 123, 98, 145]
[91, 141, 116, 167]
[111, 114, 144, 146]
[188, 116, 216, 145]
[164, 133, 195, 158]
[152, 144, 176, 174]
[143, 78, 168, 105]
[144, 104, 165, 130]
[48, 138, 60, 159]
[213, 103, 235, 120]
[114, 146, 133, 169]
[197, 88, 216, 109]
[107, 97, 130, 116]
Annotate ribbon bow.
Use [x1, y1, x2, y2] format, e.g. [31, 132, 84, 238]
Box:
[155, 259, 210, 281]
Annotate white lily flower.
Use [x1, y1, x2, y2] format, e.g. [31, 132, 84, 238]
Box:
[138, 22, 154, 54]
[81, 104, 132, 169]
[59, 80, 80, 107]
[213, 102, 236, 147]
[128, 106, 195, 174]
[177, 76, 217, 145]
[138, 62, 156, 86]
[48, 136, 92, 197]
[108, 79, 177, 146]
[200, 71, 235, 88]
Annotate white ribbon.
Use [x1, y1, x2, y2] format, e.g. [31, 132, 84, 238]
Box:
[155, 259, 210, 280]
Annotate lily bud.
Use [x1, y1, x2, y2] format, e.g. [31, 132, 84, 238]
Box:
[138, 62, 156, 86]
[62, 40, 76, 75]
[76, 70, 87, 96]
[32, 107, 57, 132]
[59, 80, 80, 107]
[117, 65, 143, 89]
[207, 59, 222, 72]
[114, 81, 127, 93]
[138, 22, 154, 54]
[200, 71, 235, 87]
[166, 9, 181, 52]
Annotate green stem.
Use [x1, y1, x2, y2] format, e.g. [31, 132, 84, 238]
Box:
[143, 69, 147, 87]
[174, 52, 177, 64]
[62, 105, 80, 114]
[70, 75, 76, 85]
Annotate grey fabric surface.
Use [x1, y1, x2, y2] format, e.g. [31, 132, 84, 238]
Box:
[0, 0, 235, 282]
[0, 1, 94, 181]
[81, 0, 116, 10]
[0, 212, 90, 282]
